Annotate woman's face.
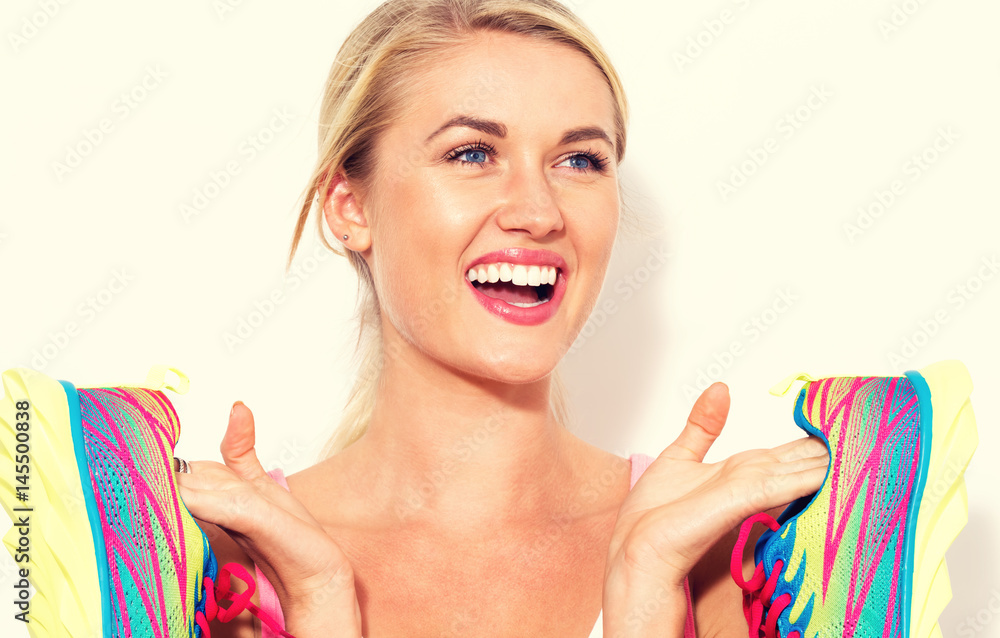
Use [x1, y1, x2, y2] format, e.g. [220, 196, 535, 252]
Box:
[354, 31, 620, 384]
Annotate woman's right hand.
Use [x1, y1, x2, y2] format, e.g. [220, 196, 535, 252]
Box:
[602, 383, 828, 636]
[178, 402, 362, 638]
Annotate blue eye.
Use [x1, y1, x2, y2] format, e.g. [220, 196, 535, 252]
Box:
[558, 148, 609, 172]
[445, 140, 497, 169]
[444, 139, 609, 173]
[458, 149, 488, 163]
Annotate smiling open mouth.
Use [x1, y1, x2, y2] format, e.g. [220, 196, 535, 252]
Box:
[465, 262, 564, 325]
[470, 279, 555, 308]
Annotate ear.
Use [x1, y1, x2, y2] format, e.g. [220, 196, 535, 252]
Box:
[322, 169, 371, 253]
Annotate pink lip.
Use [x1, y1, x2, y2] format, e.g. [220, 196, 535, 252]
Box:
[465, 247, 568, 273]
[465, 248, 568, 326]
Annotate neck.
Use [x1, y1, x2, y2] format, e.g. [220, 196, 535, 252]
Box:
[345, 331, 577, 528]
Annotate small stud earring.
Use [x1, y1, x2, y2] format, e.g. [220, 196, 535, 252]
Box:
[342, 234, 348, 240]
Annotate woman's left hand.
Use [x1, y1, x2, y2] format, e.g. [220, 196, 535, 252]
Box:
[601, 382, 828, 637]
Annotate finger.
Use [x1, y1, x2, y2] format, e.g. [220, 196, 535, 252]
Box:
[746, 465, 827, 515]
[662, 382, 731, 462]
[191, 514, 233, 547]
[180, 483, 345, 587]
[175, 460, 238, 489]
[179, 457, 325, 531]
[220, 401, 268, 481]
[770, 453, 829, 475]
[178, 459, 282, 503]
[770, 435, 828, 462]
[180, 483, 265, 533]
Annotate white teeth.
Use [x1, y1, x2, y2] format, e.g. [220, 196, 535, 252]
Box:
[508, 299, 549, 308]
[466, 262, 561, 287]
[511, 264, 528, 286]
[526, 265, 541, 286]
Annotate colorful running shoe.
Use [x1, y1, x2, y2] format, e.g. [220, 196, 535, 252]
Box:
[730, 360, 978, 638]
[0, 366, 292, 637]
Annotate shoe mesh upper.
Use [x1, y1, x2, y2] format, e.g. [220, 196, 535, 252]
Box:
[755, 376, 921, 637]
[78, 386, 216, 637]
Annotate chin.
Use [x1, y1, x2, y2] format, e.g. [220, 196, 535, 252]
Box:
[465, 354, 558, 386]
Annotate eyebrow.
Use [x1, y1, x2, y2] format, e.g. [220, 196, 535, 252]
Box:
[424, 115, 614, 151]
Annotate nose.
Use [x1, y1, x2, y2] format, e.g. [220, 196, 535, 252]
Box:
[495, 164, 565, 238]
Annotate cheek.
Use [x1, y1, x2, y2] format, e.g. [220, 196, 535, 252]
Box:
[563, 189, 619, 318]
[379, 271, 470, 362]
[372, 236, 426, 336]
[573, 189, 620, 265]
[369, 187, 468, 345]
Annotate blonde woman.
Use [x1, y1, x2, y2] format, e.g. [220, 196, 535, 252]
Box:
[178, 1, 828, 635]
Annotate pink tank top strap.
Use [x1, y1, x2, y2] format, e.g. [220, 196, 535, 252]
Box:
[255, 468, 289, 638]
[628, 453, 697, 638]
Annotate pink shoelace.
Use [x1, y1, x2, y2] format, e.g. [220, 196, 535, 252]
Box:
[730, 513, 801, 638]
[195, 562, 295, 637]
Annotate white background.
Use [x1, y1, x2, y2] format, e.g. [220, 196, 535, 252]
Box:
[2, 0, 998, 635]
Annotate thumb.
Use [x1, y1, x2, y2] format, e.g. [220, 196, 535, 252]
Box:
[220, 401, 267, 481]
[661, 382, 731, 462]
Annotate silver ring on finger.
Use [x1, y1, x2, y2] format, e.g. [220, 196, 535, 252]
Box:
[173, 456, 191, 474]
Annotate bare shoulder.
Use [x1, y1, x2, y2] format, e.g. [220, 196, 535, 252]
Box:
[560, 430, 632, 516]
[283, 451, 363, 521]
[198, 519, 260, 638]
[283, 457, 336, 496]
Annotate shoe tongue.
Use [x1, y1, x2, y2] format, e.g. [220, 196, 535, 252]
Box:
[476, 281, 538, 304]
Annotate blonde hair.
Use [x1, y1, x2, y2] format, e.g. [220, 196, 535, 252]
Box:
[287, 0, 644, 458]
